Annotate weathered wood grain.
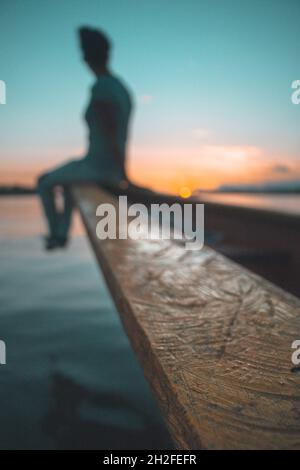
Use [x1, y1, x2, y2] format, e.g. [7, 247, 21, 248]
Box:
[100, 182, 300, 297]
[72, 183, 300, 450]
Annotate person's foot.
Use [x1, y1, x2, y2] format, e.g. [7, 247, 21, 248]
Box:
[44, 235, 68, 251]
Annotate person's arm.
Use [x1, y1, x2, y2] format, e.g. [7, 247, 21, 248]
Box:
[94, 101, 127, 180]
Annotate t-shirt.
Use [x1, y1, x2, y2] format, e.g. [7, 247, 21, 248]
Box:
[84, 73, 132, 180]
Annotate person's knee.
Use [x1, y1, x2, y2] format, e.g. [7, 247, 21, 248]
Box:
[37, 172, 50, 193]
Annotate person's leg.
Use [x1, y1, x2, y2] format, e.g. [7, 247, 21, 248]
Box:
[37, 159, 86, 243]
[37, 172, 60, 239]
[58, 185, 73, 239]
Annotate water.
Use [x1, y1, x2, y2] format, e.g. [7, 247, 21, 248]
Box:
[0, 196, 172, 449]
[199, 193, 300, 216]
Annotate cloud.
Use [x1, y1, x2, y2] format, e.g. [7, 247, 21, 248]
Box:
[201, 145, 262, 161]
[271, 164, 290, 174]
[138, 94, 153, 105]
[191, 128, 211, 140]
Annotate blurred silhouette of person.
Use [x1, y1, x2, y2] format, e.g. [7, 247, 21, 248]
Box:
[37, 27, 132, 250]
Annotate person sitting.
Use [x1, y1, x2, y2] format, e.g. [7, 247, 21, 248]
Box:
[37, 26, 132, 250]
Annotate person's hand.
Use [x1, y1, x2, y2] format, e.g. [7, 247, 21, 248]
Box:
[119, 179, 129, 190]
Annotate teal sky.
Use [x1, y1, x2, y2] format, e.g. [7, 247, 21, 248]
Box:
[0, 0, 299, 191]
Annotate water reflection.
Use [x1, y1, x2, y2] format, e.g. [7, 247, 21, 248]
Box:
[0, 196, 172, 449]
[43, 371, 173, 449]
[199, 193, 300, 216]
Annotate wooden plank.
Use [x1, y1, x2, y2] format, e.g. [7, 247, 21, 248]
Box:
[72, 183, 300, 450]
[97, 182, 300, 297]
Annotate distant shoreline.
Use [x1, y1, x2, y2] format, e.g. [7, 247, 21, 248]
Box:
[1, 185, 300, 197]
[0, 186, 36, 196]
[198, 189, 300, 195]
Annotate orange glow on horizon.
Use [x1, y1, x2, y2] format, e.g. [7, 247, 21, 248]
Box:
[1, 146, 300, 195]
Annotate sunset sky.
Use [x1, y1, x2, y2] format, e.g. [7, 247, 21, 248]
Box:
[0, 0, 300, 194]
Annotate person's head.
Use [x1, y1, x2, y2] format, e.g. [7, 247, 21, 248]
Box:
[78, 26, 111, 74]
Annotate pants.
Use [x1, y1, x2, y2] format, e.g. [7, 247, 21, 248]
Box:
[37, 158, 107, 239]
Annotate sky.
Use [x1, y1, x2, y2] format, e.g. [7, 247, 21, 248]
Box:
[0, 0, 299, 193]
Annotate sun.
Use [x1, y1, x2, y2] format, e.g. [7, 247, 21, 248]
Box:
[179, 186, 192, 198]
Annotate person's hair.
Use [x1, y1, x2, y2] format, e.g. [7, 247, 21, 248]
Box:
[78, 26, 111, 66]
